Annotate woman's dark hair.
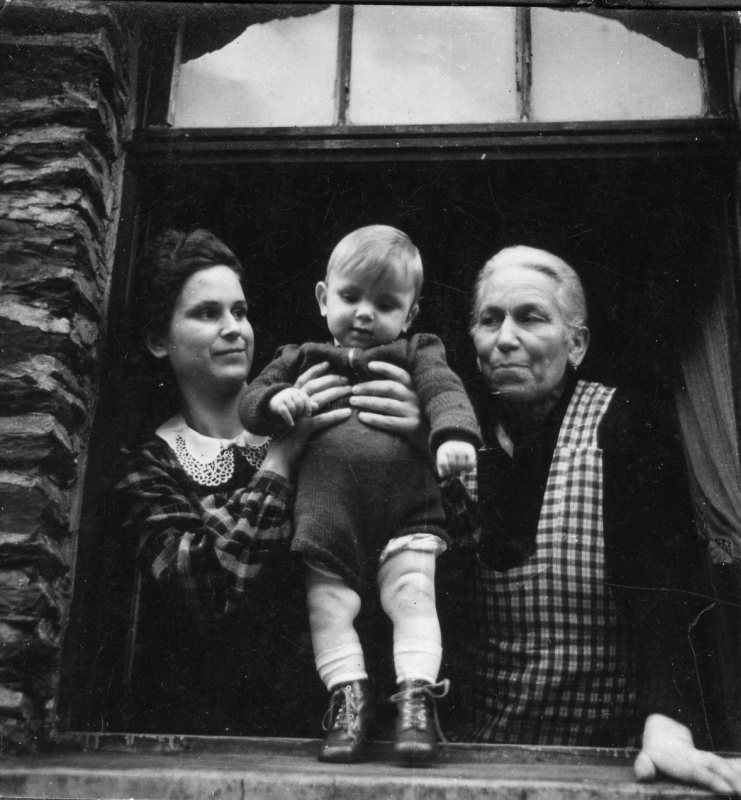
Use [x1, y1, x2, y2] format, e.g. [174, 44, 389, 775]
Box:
[135, 228, 244, 339]
[120, 228, 244, 439]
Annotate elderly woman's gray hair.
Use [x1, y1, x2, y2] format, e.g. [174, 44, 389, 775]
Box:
[471, 246, 588, 331]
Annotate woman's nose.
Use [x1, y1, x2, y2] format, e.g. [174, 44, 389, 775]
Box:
[221, 313, 241, 337]
[496, 315, 519, 350]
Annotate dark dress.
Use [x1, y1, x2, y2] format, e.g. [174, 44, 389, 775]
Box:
[112, 422, 324, 735]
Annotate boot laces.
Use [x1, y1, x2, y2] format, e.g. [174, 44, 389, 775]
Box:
[389, 679, 450, 743]
[322, 684, 363, 738]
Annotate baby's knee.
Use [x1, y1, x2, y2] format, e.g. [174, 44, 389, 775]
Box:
[307, 576, 362, 625]
[380, 567, 436, 616]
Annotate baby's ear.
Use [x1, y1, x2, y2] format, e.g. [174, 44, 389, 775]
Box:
[315, 281, 329, 317]
[143, 327, 169, 359]
[402, 302, 419, 332]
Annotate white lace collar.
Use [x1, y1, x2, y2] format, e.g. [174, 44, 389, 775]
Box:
[156, 414, 269, 463]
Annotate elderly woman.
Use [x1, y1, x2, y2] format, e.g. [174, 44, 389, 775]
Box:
[444, 245, 741, 794]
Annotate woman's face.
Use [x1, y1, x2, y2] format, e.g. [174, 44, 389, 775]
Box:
[471, 265, 587, 408]
[147, 265, 254, 399]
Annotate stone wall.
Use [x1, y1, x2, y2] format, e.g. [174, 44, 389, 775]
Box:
[0, 0, 132, 752]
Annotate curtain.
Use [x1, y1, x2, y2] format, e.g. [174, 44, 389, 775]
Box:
[674, 239, 741, 748]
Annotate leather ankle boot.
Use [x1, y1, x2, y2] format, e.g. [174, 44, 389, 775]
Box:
[391, 679, 449, 763]
[319, 679, 372, 763]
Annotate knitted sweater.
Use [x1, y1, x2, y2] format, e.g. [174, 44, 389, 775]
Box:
[240, 334, 481, 453]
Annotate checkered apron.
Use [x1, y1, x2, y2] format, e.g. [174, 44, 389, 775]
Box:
[466, 380, 638, 745]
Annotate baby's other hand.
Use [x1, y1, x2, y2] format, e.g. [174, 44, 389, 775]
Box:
[436, 440, 477, 478]
[269, 387, 316, 427]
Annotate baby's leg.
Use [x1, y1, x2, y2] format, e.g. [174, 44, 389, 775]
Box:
[306, 564, 368, 691]
[378, 549, 440, 684]
[306, 564, 367, 689]
[379, 547, 449, 762]
[307, 564, 372, 763]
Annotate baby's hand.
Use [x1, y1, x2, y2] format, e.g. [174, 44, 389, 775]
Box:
[269, 387, 316, 427]
[436, 439, 477, 478]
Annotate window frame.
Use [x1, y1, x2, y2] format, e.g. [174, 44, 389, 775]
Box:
[61, 2, 741, 742]
[134, 3, 739, 162]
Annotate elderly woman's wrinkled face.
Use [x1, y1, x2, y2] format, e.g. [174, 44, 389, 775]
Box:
[472, 265, 586, 408]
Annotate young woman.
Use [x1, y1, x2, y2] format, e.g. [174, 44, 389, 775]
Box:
[113, 228, 422, 734]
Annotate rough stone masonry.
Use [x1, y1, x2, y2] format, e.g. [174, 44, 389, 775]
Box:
[0, 0, 132, 751]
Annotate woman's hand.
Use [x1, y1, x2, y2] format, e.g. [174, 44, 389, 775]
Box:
[635, 714, 741, 795]
[294, 361, 352, 410]
[260, 362, 351, 477]
[349, 361, 426, 449]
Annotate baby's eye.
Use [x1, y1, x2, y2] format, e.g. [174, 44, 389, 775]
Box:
[339, 293, 357, 303]
[378, 302, 396, 312]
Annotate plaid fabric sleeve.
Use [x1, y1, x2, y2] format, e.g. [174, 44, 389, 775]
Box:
[114, 443, 292, 622]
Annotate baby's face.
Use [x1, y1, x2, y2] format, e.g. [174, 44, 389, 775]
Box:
[316, 269, 418, 349]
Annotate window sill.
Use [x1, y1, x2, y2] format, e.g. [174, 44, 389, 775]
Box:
[0, 734, 716, 799]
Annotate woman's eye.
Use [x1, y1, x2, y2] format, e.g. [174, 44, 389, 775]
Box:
[522, 313, 545, 324]
[479, 314, 501, 328]
[197, 308, 218, 320]
[232, 307, 247, 320]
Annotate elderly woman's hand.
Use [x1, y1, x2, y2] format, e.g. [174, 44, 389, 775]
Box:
[635, 714, 741, 795]
[349, 361, 427, 451]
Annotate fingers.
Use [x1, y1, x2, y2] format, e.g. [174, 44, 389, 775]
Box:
[276, 404, 296, 427]
[633, 751, 657, 783]
[271, 388, 315, 427]
[692, 754, 741, 795]
[355, 411, 417, 432]
[437, 441, 477, 478]
[301, 372, 350, 399]
[364, 361, 414, 388]
[305, 407, 352, 433]
[294, 362, 331, 389]
[308, 384, 352, 411]
[352, 379, 414, 401]
[350, 394, 407, 417]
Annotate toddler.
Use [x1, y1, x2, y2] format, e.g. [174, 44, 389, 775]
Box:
[240, 225, 480, 763]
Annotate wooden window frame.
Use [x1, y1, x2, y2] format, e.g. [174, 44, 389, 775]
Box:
[132, 5, 739, 166]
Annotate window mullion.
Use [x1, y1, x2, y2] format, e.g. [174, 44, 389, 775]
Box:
[167, 19, 185, 128]
[515, 7, 532, 123]
[335, 5, 355, 126]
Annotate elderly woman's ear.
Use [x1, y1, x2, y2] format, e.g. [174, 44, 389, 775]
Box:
[567, 326, 590, 368]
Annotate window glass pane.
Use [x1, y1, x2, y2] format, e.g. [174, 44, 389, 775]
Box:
[531, 10, 703, 121]
[347, 6, 518, 125]
[172, 6, 339, 128]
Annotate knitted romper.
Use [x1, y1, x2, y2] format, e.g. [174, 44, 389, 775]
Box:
[240, 334, 481, 594]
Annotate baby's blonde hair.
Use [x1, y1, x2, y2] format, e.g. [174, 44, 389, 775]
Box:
[326, 225, 423, 303]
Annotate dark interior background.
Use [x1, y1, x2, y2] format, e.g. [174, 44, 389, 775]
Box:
[63, 154, 733, 733]
[137, 156, 729, 427]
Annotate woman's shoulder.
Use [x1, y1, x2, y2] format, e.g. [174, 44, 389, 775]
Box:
[115, 433, 182, 491]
